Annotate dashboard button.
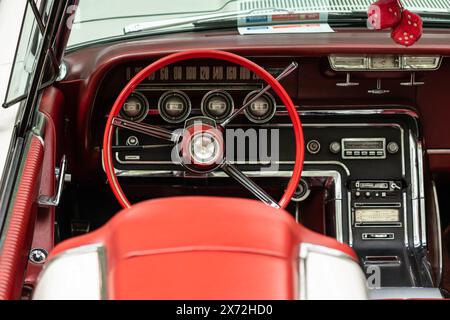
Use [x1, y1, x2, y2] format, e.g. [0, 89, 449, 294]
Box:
[126, 136, 139, 146]
[307, 140, 321, 154]
[329, 141, 341, 154]
[387, 142, 400, 154]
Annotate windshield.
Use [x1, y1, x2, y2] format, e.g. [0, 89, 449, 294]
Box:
[67, 0, 450, 49]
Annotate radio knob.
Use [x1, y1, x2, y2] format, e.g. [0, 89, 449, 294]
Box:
[329, 141, 341, 154]
[307, 140, 321, 155]
[387, 142, 400, 154]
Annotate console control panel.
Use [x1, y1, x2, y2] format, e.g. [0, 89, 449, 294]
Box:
[350, 180, 403, 228]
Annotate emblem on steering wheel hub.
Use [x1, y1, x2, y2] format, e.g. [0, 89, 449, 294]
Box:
[177, 117, 224, 173]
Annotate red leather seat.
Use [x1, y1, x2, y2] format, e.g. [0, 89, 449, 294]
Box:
[46, 197, 359, 300]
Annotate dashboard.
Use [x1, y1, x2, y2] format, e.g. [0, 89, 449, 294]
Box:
[58, 29, 450, 288]
[88, 55, 433, 287]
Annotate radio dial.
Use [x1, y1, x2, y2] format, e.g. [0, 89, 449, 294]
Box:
[329, 141, 341, 154]
[307, 140, 321, 155]
[387, 142, 400, 154]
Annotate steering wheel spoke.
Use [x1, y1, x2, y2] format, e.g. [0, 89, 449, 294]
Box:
[220, 61, 298, 127]
[221, 162, 280, 209]
[112, 117, 180, 142]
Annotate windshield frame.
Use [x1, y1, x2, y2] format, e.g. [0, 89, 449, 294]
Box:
[66, 0, 450, 51]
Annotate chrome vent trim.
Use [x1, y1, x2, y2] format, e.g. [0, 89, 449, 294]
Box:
[239, 0, 450, 13]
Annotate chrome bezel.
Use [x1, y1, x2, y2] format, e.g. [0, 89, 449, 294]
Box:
[243, 90, 277, 124]
[329, 55, 442, 71]
[401, 55, 442, 70]
[119, 91, 149, 122]
[157, 90, 192, 123]
[306, 140, 321, 155]
[200, 89, 234, 122]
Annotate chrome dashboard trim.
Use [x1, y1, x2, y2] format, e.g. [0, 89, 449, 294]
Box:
[403, 192, 409, 246]
[328, 55, 442, 72]
[427, 149, 450, 154]
[295, 108, 419, 119]
[114, 121, 406, 177]
[409, 130, 426, 248]
[431, 181, 443, 286]
[418, 141, 426, 247]
[115, 168, 345, 243]
[114, 169, 343, 198]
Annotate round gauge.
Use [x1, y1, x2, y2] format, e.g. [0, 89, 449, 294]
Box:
[201, 90, 234, 122]
[158, 90, 191, 123]
[243, 91, 277, 124]
[119, 92, 149, 122]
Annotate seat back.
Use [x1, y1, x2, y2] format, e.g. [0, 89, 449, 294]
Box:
[34, 197, 367, 300]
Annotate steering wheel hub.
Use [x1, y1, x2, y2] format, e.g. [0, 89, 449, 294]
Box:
[190, 133, 219, 164]
[179, 121, 224, 172]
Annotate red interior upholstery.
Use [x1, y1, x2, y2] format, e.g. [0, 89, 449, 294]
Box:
[50, 197, 358, 299]
[25, 87, 65, 290]
[0, 136, 44, 300]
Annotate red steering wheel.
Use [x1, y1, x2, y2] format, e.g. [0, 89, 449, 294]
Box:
[103, 50, 304, 209]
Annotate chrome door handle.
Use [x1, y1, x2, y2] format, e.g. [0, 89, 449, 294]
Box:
[38, 155, 67, 207]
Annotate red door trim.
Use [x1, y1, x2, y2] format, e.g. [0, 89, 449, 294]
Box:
[0, 135, 44, 300]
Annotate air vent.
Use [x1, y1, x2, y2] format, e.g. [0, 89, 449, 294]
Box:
[239, 0, 450, 13]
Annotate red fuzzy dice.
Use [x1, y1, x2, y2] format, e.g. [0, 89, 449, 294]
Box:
[391, 10, 423, 46]
[367, 0, 402, 30]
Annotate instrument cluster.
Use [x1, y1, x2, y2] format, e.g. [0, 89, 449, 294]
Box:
[119, 89, 278, 124]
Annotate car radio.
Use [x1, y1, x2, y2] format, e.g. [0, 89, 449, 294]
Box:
[350, 180, 403, 228]
[342, 138, 386, 159]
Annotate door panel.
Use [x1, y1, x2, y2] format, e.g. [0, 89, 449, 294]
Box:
[24, 87, 65, 290]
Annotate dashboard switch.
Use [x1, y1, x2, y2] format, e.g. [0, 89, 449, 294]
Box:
[307, 140, 321, 155]
[387, 142, 400, 154]
[126, 136, 139, 146]
[329, 141, 341, 154]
